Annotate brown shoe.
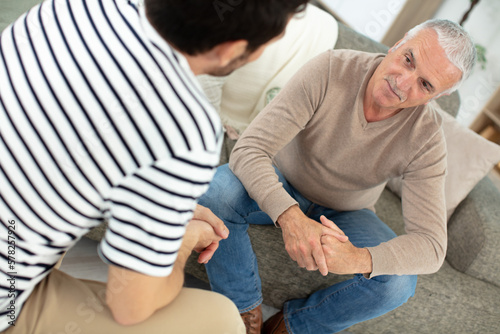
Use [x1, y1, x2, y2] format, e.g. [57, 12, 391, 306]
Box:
[241, 305, 263, 334]
[262, 310, 287, 334]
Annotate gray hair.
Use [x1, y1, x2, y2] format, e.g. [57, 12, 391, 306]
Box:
[394, 19, 477, 95]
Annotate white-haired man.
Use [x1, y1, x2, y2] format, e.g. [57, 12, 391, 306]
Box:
[198, 19, 476, 334]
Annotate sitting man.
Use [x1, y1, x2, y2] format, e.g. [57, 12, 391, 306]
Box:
[198, 19, 476, 334]
[0, 0, 308, 333]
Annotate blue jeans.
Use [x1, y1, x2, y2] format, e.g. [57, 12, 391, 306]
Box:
[199, 164, 417, 334]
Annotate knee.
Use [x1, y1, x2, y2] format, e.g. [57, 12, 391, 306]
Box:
[182, 289, 246, 334]
[371, 274, 417, 309]
[202, 291, 246, 334]
[199, 164, 248, 214]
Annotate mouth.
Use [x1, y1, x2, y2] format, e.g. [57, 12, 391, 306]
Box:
[385, 79, 405, 102]
[385, 79, 402, 101]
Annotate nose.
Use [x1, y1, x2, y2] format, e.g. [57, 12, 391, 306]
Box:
[397, 72, 417, 92]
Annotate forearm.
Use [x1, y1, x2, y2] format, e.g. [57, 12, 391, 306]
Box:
[276, 204, 302, 227]
[159, 235, 197, 306]
[366, 232, 445, 276]
[229, 55, 328, 223]
[230, 137, 298, 223]
[321, 234, 373, 275]
[350, 247, 373, 275]
[106, 232, 198, 326]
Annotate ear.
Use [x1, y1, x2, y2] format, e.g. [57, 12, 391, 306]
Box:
[389, 33, 408, 53]
[211, 40, 248, 67]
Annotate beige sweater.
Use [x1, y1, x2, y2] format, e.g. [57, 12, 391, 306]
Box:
[229, 50, 447, 277]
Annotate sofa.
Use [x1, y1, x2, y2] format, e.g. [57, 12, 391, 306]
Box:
[181, 17, 500, 334]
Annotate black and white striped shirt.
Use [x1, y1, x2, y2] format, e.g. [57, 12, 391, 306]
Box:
[0, 0, 222, 328]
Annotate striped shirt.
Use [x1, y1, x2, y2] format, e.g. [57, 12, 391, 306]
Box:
[0, 0, 222, 329]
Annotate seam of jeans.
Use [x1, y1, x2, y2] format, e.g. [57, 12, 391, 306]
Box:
[238, 240, 264, 313]
[287, 275, 365, 317]
[283, 302, 295, 334]
[239, 297, 263, 313]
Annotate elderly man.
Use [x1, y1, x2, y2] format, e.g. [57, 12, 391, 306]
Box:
[198, 19, 476, 334]
[0, 0, 309, 333]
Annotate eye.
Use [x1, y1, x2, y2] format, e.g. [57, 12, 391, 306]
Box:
[421, 80, 431, 92]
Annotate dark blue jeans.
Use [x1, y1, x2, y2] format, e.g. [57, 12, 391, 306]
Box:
[199, 164, 417, 333]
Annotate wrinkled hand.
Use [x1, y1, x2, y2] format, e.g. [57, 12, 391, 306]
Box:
[278, 206, 348, 276]
[320, 217, 372, 275]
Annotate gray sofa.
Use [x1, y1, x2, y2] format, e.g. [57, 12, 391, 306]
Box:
[182, 23, 500, 333]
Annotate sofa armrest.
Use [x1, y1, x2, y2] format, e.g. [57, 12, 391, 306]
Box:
[446, 176, 500, 287]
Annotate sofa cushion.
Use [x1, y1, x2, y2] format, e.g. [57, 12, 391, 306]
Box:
[387, 110, 500, 220]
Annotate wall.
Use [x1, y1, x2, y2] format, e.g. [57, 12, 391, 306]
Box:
[433, 0, 500, 126]
[320, 0, 406, 41]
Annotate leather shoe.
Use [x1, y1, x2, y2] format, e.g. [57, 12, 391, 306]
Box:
[263, 310, 288, 334]
[241, 305, 263, 334]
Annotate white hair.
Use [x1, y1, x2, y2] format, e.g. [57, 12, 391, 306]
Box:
[394, 19, 477, 95]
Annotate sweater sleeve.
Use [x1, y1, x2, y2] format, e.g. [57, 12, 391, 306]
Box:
[367, 125, 448, 277]
[229, 51, 332, 223]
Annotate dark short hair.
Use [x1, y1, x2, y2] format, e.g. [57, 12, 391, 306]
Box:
[145, 0, 309, 55]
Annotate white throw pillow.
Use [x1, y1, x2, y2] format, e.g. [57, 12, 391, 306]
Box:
[387, 110, 500, 220]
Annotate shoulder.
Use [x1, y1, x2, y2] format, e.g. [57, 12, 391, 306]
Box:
[308, 50, 386, 86]
[406, 103, 446, 158]
[415, 102, 445, 136]
[327, 49, 385, 69]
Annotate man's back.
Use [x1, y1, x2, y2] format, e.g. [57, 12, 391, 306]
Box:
[0, 0, 221, 329]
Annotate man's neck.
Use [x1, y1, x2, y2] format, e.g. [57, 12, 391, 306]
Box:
[182, 53, 205, 75]
[363, 104, 402, 123]
[363, 91, 402, 123]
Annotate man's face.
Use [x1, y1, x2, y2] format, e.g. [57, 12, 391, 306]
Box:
[367, 29, 462, 111]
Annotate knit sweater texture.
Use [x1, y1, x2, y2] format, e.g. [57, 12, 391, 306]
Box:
[229, 49, 447, 276]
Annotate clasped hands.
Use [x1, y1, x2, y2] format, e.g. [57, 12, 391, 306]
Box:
[277, 205, 372, 276]
[185, 204, 229, 264]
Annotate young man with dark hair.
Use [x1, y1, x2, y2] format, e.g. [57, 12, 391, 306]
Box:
[0, 0, 308, 333]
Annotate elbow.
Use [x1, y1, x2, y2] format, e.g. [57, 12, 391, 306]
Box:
[109, 309, 150, 327]
[429, 241, 447, 274]
[429, 254, 445, 274]
[107, 297, 154, 326]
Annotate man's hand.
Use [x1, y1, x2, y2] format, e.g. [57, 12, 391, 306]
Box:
[186, 218, 223, 264]
[193, 204, 229, 239]
[106, 220, 221, 326]
[320, 217, 373, 275]
[106, 206, 228, 326]
[277, 206, 348, 276]
[185, 205, 229, 264]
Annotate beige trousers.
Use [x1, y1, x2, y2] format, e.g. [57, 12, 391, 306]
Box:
[4, 269, 244, 334]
